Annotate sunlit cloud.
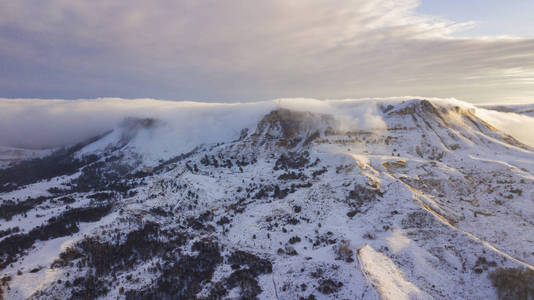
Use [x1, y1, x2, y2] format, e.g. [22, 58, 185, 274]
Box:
[1, 97, 533, 150]
[0, 0, 533, 102]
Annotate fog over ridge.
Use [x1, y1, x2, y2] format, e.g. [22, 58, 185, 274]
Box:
[1, 97, 533, 150]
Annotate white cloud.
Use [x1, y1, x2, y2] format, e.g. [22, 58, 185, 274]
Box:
[0, 97, 389, 149]
[474, 107, 534, 147]
[0, 0, 533, 102]
[1, 97, 533, 151]
[0, 98, 272, 149]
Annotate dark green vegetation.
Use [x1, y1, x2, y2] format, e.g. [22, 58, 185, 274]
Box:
[489, 267, 534, 300]
[43, 221, 273, 300]
[0, 136, 103, 193]
[0, 196, 51, 221]
[0, 205, 112, 269]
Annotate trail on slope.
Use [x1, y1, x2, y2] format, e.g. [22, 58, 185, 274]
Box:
[377, 155, 534, 271]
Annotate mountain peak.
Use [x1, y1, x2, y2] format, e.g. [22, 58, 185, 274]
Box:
[1, 98, 534, 299]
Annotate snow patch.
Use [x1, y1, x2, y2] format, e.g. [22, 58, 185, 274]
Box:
[358, 245, 430, 300]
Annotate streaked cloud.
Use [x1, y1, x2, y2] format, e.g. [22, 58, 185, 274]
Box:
[0, 0, 533, 102]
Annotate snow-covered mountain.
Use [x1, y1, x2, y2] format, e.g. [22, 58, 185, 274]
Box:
[1, 98, 533, 300]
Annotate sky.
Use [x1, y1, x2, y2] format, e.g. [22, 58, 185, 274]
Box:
[0, 0, 533, 104]
[417, 0, 534, 38]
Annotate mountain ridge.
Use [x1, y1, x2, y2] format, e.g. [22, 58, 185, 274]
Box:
[1, 98, 533, 299]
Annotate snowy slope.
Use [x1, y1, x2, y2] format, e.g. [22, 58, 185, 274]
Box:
[0, 98, 533, 300]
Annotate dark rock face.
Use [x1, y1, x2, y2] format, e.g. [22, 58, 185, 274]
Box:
[256, 109, 325, 140]
[253, 109, 332, 148]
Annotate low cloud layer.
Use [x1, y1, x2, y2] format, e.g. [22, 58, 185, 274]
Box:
[0, 98, 273, 149]
[1, 97, 533, 151]
[0, 0, 533, 103]
[0, 97, 390, 150]
[475, 107, 534, 147]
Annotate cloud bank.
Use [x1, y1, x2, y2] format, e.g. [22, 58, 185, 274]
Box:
[0, 0, 533, 103]
[0, 97, 391, 150]
[1, 98, 533, 151]
[0, 98, 273, 149]
[474, 107, 534, 147]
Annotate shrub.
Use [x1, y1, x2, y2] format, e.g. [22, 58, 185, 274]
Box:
[334, 240, 354, 262]
[489, 267, 534, 300]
